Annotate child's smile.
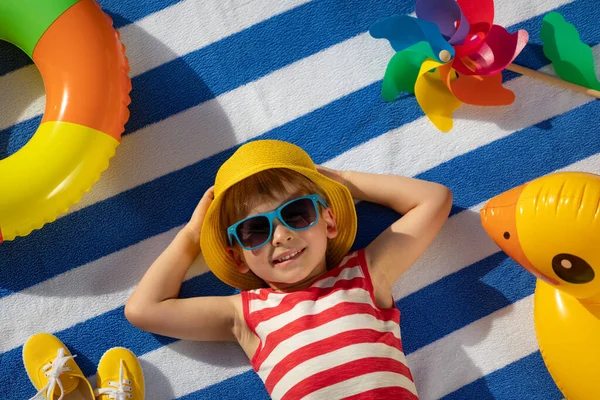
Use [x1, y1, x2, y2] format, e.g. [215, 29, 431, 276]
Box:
[272, 247, 306, 267]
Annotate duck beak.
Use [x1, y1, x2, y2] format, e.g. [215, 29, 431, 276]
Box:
[481, 185, 560, 286]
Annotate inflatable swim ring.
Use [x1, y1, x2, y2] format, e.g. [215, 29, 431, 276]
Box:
[480, 172, 600, 399]
[0, 0, 131, 242]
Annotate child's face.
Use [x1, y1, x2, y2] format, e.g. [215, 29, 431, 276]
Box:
[229, 182, 339, 291]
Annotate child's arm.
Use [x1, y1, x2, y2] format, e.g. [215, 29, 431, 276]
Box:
[125, 187, 241, 342]
[318, 167, 452, 298]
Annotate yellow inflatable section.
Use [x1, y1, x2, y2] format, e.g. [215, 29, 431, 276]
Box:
[0, 122, 119, 241]
[481, 172, 600, 400]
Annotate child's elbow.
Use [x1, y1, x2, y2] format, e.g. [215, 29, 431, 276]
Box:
[124, 299, 149, 329]
[442, 185, 453, 203]
[437, 185, 453, 214]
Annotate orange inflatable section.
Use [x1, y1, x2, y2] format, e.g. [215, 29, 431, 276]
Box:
[32, 0, 131, 141]
[480, 182, 561, 286]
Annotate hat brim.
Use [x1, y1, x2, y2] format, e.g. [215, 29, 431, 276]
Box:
[200, 165, 357, 290]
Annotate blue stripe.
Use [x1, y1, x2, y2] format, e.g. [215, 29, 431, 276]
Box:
[177, 370, 269, 400]
[0, 116, 40, 160]
[6, 0, 597, 157]
[417, 103, 600, 212]
[442, 352, 563, 400]
[400, 253, 536, 354]
[0, 42, 31, 78]
[0, 272, 237, 400]
[352, 202, 402, 250]
[0, 0, 185, 77]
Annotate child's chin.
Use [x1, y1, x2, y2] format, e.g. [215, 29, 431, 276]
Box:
[277, 271, 309, 283]
[269, 269, 314, 286]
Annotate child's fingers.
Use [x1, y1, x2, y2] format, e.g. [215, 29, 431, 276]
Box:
[205, 186, 215, 199]
[189, 186, 215, 226]
[317, 165, 344, 184]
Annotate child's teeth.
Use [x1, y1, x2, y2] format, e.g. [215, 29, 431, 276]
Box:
[278, 250, 300, 262]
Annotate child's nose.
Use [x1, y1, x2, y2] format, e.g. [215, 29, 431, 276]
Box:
[271, 220, 294, 245]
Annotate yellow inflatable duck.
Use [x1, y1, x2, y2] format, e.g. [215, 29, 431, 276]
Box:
[480, 171, 600, 400]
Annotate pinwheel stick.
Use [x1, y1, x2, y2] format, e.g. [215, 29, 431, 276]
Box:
[507, 63, 600, 99]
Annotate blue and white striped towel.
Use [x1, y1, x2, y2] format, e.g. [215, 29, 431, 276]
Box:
[1, 0, 598, 398]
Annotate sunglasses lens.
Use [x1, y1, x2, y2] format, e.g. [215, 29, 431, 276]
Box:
[236, 216, 271, 248]
[281, 198, 317, 229]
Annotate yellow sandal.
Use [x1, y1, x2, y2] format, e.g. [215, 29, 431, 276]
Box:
[95, 347, 144, 400]
[23, 333, 95, 400]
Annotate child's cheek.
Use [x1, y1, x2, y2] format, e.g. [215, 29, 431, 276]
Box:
[247, 247, 271, 267]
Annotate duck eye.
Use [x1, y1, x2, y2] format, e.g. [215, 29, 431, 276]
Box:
[503, 232, 510, 239]
[552, 253, 594, 284]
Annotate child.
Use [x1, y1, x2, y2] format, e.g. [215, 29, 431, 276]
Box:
[125, 140, 452, 399]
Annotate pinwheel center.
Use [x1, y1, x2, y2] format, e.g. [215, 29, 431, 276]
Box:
[439, 50, 452, 63]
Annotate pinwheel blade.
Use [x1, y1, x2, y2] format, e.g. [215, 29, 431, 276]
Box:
[415, 59, 462, 132]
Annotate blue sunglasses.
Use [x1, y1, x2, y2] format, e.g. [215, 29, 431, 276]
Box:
[227, 194, 328, 250]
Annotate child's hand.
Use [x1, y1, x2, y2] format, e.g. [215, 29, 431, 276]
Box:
[184, 186, 214, 245]
[317, 165, 349, 187]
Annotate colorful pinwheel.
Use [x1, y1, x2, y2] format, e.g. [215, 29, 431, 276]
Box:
[370, 0, 528, 132]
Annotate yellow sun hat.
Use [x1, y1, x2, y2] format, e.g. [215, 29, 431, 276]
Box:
[200, 140, 357, 290]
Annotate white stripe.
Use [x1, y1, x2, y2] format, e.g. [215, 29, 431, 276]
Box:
[2, 154, 597, 355]
[249, 259, 363, 313]
[0, 225, 209, 354]
[391, 153, 600, 301]
[0, 0, 310, 132]
[270, 342, 410, 399]
[407, 295, 538, 399]
[306, 371, 418, 399]
[249, 291, 288, 312]
[0, 67, 45, 132]
[254, 287, 373, 336]
[87, 339, 252, 399]
[123, 0, 312, 77]
[258, 313, 400, 378]
[311, 264, 363, 289]
[339, 252, 358, 267]
[392, 199, 493, 300]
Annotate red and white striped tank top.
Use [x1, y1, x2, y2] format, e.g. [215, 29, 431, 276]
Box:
[241, 249, 418, 399]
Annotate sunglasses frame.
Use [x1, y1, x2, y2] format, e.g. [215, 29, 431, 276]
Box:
[227, 193, 328, 251]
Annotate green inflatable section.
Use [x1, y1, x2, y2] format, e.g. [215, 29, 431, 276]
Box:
[0, 0, 80, 57]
